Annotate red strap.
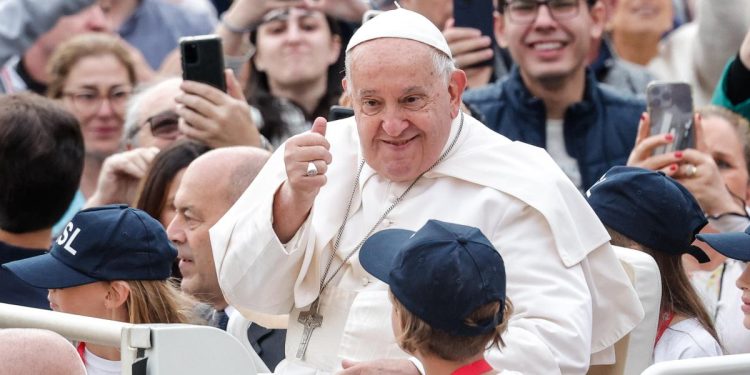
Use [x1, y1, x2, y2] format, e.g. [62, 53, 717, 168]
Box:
[451, 359, 493, 375]
[77, 342, 86, 365]
[655, 311, 675, 345]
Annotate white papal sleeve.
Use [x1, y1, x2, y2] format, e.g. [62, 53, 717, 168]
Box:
[485, 197, 592, 375]
[209, 146, 319, 315]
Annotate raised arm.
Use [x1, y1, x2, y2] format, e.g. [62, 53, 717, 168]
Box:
[693, 0, 750, 100]
[0, 0, 94, 67]
[273, 117, 331, 242]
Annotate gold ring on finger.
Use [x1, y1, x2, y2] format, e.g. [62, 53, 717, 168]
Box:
[686, 164, 697, 178]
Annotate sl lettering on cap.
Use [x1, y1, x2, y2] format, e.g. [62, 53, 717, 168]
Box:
[2, 204, 177, 289]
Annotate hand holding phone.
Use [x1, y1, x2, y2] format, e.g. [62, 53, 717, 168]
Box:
[180, 35, 227, 92]
[646, 82, 695, 155]
[452, 0, 496, 68]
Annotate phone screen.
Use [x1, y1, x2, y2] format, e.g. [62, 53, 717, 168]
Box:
[646, 82, 694, 155]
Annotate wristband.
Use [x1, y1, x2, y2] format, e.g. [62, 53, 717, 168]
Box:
[220, 12, 259, 34]
[225, 44, 256, 75]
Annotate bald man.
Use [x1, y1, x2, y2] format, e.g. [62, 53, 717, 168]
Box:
[0, 328, 86, 375]
[166, 146, 286, 371]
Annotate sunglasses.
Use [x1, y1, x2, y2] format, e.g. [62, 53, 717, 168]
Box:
[143, 110, 181, 140]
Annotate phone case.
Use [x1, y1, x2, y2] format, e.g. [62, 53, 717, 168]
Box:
[453, 0, 495, 68]
[328, 105, 354, 121]
[646, 82, 694, 155]
[180, 35, 227, 92]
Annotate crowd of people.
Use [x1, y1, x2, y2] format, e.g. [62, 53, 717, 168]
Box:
[2, 0, 750, 374]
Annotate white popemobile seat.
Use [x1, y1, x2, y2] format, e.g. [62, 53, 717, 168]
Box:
[589, 246, 662, 375]
[0, 302, 263, 375]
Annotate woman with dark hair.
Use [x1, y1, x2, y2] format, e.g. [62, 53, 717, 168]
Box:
[246, 8, 344, 147]
[135, 140, 211, 226]
[134, 140, 211, 277]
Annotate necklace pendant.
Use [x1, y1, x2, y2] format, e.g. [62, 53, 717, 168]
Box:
[296, 298, 323, 359]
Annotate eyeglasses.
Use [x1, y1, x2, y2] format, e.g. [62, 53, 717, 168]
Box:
[504, 0, 582, 24]
[142, 110, 181, 140]
[62, 88, 132, 117]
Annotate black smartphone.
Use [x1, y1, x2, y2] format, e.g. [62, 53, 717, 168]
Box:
[362, 9, 383, 23]
[646, 82, 695, 155]
[453, 0, 496, 68]
[180, 34, 227, 92]
[328, 105, 354, 121]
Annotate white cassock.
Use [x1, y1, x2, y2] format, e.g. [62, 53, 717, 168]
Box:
[209, 113, 643, 374]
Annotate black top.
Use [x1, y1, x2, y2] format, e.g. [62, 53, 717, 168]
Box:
[726, 53, 750, 105]
[0, 241, 49, 309]
[15, 57, 47, 95]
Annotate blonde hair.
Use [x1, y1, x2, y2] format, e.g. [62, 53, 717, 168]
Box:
[698, 105, 750, 174]
[46, 33, 137, 99]
[125, 279, 197, 324]
[391, 292, 513, 361]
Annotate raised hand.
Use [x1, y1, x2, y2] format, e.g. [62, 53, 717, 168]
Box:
[283, 117, 331, 199]
[176, 69, 262, 148]
[626, 112, 683, 176]
[301, 0, 370, 23]
[85, 147, 160, 208]
[443, 18, 494, 88]
[273, 117, 332, 242]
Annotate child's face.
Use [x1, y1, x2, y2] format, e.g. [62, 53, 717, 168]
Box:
[48, 281, 111, 319]
[737, 263, 750, 329]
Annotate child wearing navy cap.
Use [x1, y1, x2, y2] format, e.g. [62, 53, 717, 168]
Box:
[3, 205, 196, 375]
[359, 220, 516, 375]
[586, 166, 723, 362]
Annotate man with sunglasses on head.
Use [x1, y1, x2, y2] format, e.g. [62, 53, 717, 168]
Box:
[123, 75, 268, 151]
[463, 0, 644, 191]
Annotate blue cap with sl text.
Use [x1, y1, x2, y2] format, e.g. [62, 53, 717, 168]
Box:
[2, 204, 176, 289]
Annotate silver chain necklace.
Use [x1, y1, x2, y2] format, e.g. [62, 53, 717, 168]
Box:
[319, 111, 465, 293]
[295, 112, 465, 360]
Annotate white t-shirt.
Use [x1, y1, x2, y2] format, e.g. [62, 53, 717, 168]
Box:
[545, 119, 582, 190]
[84, 347, 121, 375]
[691, 260, 750, 354]
[653, 318, 723, 362]
[714, 261, 750, 354]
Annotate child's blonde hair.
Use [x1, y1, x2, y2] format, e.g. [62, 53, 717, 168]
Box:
[391, 292, 513, 361]
[125, 279, 197, 324]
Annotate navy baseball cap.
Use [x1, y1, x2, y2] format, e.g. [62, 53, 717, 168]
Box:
[359, 219, 506, 336]
[586, 166, 710, 263]
[2, 205, 177, 289]
[696, 225, 750, 261]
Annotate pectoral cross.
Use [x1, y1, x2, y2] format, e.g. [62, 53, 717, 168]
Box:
[296, 298, 323, 359]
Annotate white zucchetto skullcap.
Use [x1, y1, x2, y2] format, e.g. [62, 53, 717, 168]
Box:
[346, 8, 452, 59]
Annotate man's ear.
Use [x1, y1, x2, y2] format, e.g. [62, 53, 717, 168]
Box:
[449, 70, 468, 118]
[589, 1, 607, 40]
[104, 281, 131, 310]
[493, 11, 508, 48]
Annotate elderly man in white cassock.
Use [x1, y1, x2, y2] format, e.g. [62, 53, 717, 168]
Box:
[209, 7, 643, 375]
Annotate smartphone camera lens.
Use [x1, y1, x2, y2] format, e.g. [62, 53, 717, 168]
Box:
[184, 44, 199, 65]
